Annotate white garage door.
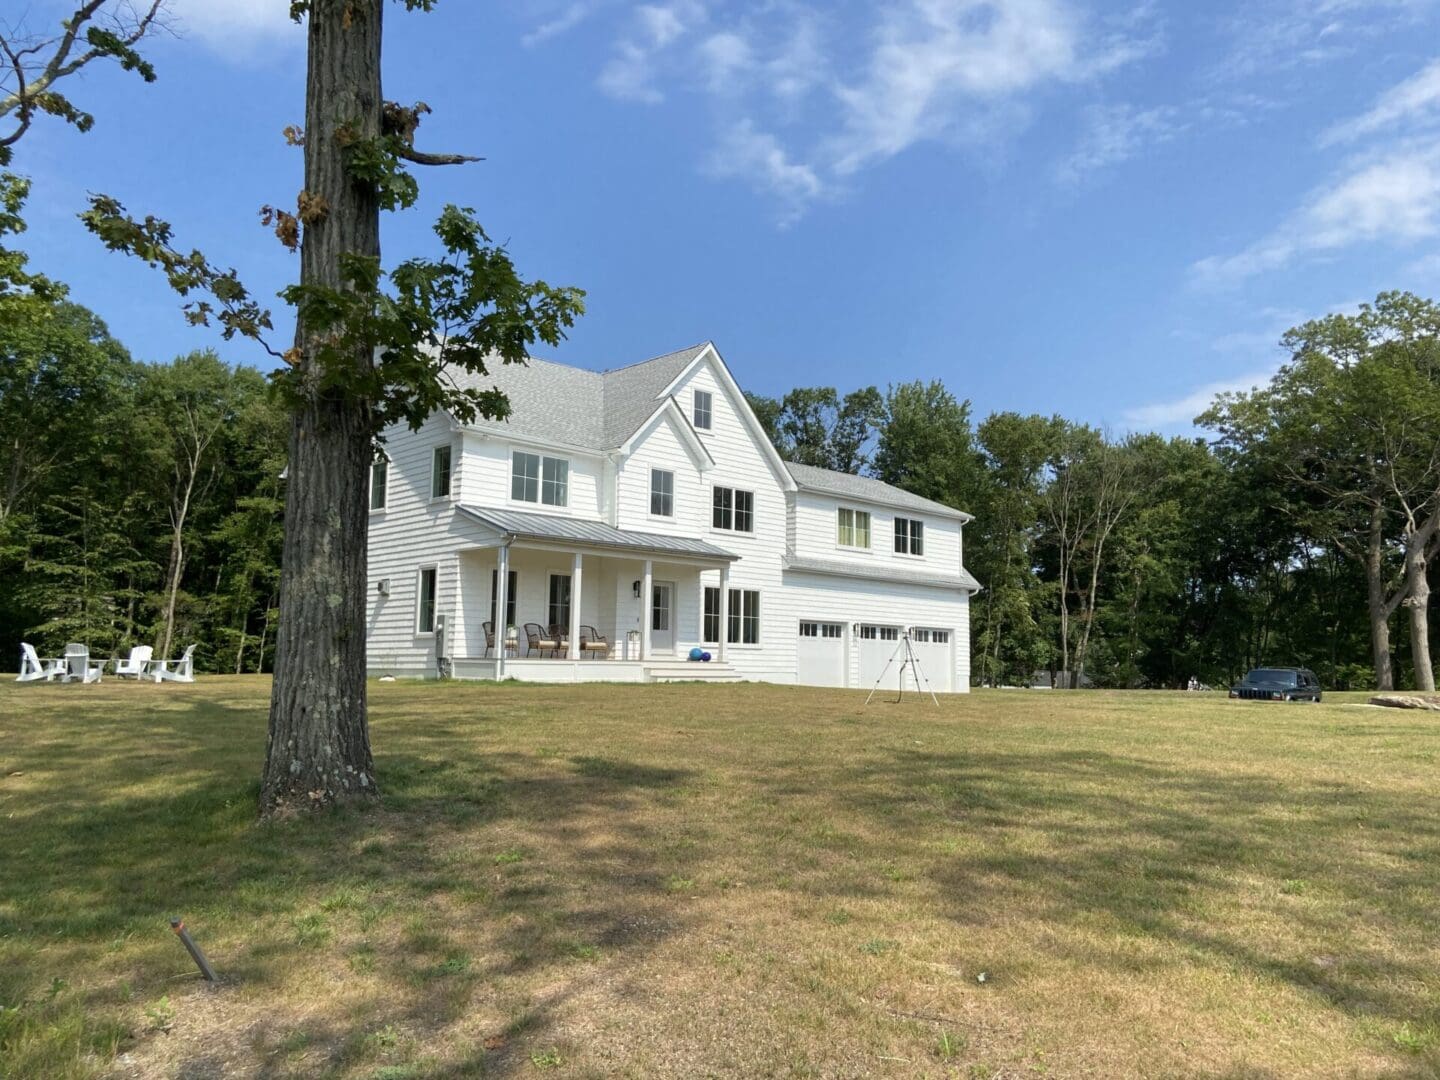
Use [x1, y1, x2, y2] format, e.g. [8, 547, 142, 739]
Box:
[797, 621, 847, 687]
[857, 624, 903, 690]
[909, 628, 955, 693]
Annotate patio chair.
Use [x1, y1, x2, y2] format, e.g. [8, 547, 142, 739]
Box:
[482, 620, 496, 658]
[111, 645, 153, 679]
[17, 643, 63, 683]
[62, 643, 104, 684]
[523, 623, 560, 657]
[152, 644, 197, 683]
[579, 625, 610, 660]
[548, 623, 571, 656]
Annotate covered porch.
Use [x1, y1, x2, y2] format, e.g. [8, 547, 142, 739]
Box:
[446, 507, 738, 682]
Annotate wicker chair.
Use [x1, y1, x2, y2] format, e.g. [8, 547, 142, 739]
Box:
[482, 621, 495, 658]
[580, 625, 610, 659]
[524, 622, 560, 657]
[548, 623, 571, 656]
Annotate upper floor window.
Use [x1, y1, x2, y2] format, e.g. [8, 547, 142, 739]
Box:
[713, 486, 754, 532]
[370, 455, 389, 511]
[894, 517, 924, 556]
[512, 451, 569, 507]
[693, 389, 713, 430]
[431, 445, 452, 499]
[837, 507, 871, 548]
[650, 469, 674, 517]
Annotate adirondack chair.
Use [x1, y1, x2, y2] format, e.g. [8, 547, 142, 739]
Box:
[152, 644, 197, 683]
[579, 626, 610, 660]
[523, 623, 560, 657]
[111, 645, 153, 679]
[17, 643, 63, 683]
[62, 643, 104, 684]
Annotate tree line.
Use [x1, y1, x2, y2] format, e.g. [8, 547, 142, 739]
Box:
[747, 292, 1440, 692]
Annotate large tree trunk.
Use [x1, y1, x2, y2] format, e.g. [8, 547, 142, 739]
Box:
[1403, 514, 1439, 692]
[260, 0, 381, 816]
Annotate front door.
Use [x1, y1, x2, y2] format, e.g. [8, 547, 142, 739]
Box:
[651, 581, 675, 654]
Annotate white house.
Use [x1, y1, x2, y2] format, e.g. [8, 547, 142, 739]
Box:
[365, 342, 980, 691]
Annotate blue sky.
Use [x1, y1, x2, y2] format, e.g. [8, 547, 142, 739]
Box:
[14, 0, 1440, 432]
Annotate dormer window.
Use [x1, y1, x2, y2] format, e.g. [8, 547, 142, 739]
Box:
[693, 389, 713, 430]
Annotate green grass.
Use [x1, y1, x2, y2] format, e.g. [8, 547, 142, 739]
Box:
[1, 678, 1438, 1076]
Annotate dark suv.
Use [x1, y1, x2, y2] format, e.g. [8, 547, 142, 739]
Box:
[1229, 667, 1322, 702]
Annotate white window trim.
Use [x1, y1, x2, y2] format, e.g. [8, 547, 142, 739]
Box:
[710, 484, 757, 537]
[836, 506, 872, 551]
[725, 587, 762, 648]
[510, 449, 570, 508]
[430, 445, 454, 502]
[370, 454, 390, 514]
[649, 467, 675, 520]
[893, 516, 926, 559]
[701, 584, 722, 645]
[415, 564, 439, 637]
[546, 570, 573, 630]
[693, 388, 713, 431]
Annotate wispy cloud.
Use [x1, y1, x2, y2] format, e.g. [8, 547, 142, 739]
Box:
[1212, 0, 1435, 84]
[523, 3, 596, 47]
[1055, 103, 1181, 184]
[167, 0, 299, 47]
[705, 119, 823, 224]
[596, 0, 707, 103]
[1320, 56, 1440, 146]
[1123, 368, 1276, 429]
[1194, 139, 1440, 284]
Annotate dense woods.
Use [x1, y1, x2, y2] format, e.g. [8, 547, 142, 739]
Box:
[4, 287, 1439, 690]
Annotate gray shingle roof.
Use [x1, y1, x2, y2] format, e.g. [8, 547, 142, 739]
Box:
[459, 506, 738, 561]
[447, 344, 711, 452]
[784, 553, 981, 592]
[783, 461, 972, 521]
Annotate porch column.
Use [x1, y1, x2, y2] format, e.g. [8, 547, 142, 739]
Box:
[495, 545, 510, 681]
[641, 558, 653, 660]
[717, 563, 729, 663]
[567, 551, 582, 660]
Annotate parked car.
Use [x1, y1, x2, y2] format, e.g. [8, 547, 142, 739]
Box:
[1229, 667, 1322, 702]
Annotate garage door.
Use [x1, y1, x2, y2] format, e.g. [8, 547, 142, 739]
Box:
[797, 621, 847, 687]
[857, 624, 903, 690]
[909, 627, 954, 693]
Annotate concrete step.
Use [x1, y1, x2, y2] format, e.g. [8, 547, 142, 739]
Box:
[644, 660, 743, 683]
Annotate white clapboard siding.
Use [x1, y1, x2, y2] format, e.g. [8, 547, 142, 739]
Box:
[615, 413, 708, 538]
[792, 491, 964, 576]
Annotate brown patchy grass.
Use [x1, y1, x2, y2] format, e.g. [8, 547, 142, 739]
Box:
[1, 678, 1438, 1078]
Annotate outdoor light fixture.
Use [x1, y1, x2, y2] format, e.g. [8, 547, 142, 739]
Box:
[632, 580, 642, 598]
[377, 578, 391, 597]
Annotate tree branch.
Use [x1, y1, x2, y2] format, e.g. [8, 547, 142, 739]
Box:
[396, 145, 482, 167]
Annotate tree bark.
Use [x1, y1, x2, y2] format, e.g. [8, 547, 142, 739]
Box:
[261, 0, 381, 816]
[1364, 507, 1396, 691]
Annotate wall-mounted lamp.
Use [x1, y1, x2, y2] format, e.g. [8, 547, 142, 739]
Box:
[632, 579, 643, 599]
[377, 578, 391, 597]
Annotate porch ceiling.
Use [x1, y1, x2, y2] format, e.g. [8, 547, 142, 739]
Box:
[458, 505, 738, 563]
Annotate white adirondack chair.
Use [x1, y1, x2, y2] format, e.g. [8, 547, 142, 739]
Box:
[112, 645, 153, 679]
[62, 643, 104, 684]
[152, 644, 197, 683]
[17, 643, 63, 683]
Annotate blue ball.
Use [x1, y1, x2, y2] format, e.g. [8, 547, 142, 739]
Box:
[689, 647, 704, 661]
[701, 651, 712, 662]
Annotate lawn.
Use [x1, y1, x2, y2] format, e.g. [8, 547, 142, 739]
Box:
[1, 679, 1438, 1079]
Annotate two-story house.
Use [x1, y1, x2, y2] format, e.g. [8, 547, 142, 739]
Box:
[366, 342, 980, 691]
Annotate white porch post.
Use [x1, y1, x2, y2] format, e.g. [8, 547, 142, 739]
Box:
[717, 563, 729, 662]
[567, 551, 582, 660]
[641, 558, 653, 661]
[495, 545, 510, 680]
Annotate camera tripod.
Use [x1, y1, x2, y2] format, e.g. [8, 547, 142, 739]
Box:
[863, 630, 940, 707]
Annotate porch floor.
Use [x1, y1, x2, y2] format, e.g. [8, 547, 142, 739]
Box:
[449, 657, 741, 684]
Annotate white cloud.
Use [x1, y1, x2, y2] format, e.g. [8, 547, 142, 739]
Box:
[1320, 56, 1440, 146]
[706, 120, 824, 224]
[167, 0, 298, 46]
[1123, 368, 1276, 429]
[523, 3, 595, 47]
[1055, 103, 1180, 184]
[1193, 139, 1440, 284]
[1213, 0, 1435, 84]
[698, 31, 753, 93]
[597, 0, 706, 103]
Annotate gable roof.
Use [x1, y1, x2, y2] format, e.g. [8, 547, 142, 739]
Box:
[784, 461, 973, 522]
[446, 344, 711, 453]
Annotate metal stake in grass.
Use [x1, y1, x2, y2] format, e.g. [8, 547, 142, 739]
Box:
[170, 917, 219, 983]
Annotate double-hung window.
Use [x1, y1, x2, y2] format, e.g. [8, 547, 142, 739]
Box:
[693, 389, 713, 430]
[727, 589, 760, 645]
[512, 452, 569, 507]
[650, 469, 674, 517]
[713, 486, 754, 532]
[548, 574, 571, 629]
[837, 507, 871, 548]
[370, 456, 389, 511]
[894, 517, 924, 556]
[431, 446, 452, 499]
[703, 586, 722, 643]
[417, 567, 438, 634]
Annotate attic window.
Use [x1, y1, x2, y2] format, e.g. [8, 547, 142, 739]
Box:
[693, 389, 713, 430]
